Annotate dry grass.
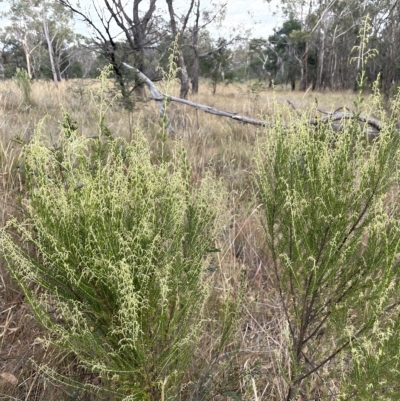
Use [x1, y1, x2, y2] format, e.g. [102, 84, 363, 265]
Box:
[0, 77, 365, 400]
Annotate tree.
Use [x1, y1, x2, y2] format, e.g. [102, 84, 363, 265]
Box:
[165, 0, 195, 99]
[57, 0, 162, 103]
[102, 0, 158, 75]
[376, 0, 400, 96]
[248, 38, 272, 81]
[1, 0, 42, 79]
[40, 0, 76, 83]
[266, 17, 302, 90]
[51, 28, 82, 80]
[0, 29, 26, 77]
[1, 0, 76, 82]
[259, 0, 380, 91]
[188, 0, 228, 94]
[284, 0, 339, 91]
[200, 37, 231, 94]
[41, 1, 58, 83]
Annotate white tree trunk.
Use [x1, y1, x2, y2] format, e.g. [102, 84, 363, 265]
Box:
[42, 5, 59, 84]
[22, 33, 33, 79]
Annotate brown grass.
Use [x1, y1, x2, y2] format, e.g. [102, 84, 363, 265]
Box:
[0, 77, 364, 400]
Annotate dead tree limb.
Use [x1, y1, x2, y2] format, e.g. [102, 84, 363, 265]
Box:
[153, 94, 274, 127]
[122, 62, 385, 136]
[122, 62, 174, 133]
[316, 108, 383, 131]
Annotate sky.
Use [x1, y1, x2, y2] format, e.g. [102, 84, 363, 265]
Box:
[213, 0, 284, 38]
[0, 0, 284, 40]
[169, 0, 285, 39]
[70, 0, 284, 41]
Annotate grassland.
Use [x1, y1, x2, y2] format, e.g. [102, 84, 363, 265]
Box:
[0, 77, 377, 400]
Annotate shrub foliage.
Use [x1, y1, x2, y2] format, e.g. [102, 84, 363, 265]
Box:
[255, 98, 400, 399]
[0, 114, 224, 400]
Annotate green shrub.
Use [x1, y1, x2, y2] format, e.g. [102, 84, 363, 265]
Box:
[0, 111, 224, 400]
[255, 95, 400, 399]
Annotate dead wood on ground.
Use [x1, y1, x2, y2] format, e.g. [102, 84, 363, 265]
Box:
[123, 63, 386, 136]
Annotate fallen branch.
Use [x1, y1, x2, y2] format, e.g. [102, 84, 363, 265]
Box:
[122, 62, 174, 133]
[316, 108, 383, 131]
[152, 94, 274, 127]
[122, 62, 384, 136]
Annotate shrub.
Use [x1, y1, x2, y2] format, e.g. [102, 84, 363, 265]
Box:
[255, 93, 400, 399]
[0, 110, 224, 400]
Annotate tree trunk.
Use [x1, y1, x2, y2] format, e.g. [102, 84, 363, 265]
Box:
[331, 52, 337, 89]
[319, 28, 325, 89]
[291, 74, 296, 91]
[54, 55, 62, 81]
[312, 47, 318, 91]
[300, 42, 308, 91]
[191, 1, 200, 94]
[22, 34, 32, 80]
[166, 0, 195, 100]
[289, 62, 296, 91]
[383, 11, 398, 97]
[269, 69, 275, 88]
[42, 6, 58, 84]
[179, 53, 190, 98]
[133, 31, 145, 73]
[191, 54, 199, 94]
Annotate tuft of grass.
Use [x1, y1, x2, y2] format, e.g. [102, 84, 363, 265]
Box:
[13, 68, 33, 107]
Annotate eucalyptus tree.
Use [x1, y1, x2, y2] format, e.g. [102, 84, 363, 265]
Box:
[188, 0, 229, 94]
[247, 38, 273, 81]
[0, 33, 26, 77]
[1, 0, 76, 82]
[199, 37, 232, 94]
[281, 0, 340, 91]
[56, 0, 161, 76]
[313, 0, 398, 91]
[265, 17, 302, 90]
[322, 0, 359, 89]
[41, 0, 62, 83]
[57, 0, 162, 102]
[50, 23, 83, 81]
[372, 0, 400, 96]
[165, 0, 195, 99]
[163, 0, 233, 97]
[262, 0, 397, 91]
[0, 0, 42, 79]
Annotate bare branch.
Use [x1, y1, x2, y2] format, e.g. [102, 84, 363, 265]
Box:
[316, 108, 383, 131]
[198, 35, 239, 58]
[122, 62, 386, 136]
[122, 62, 174, 132]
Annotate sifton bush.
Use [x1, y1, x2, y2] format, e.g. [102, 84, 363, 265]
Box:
[255, 86, 400, 399]
[0, 106, 225, 400]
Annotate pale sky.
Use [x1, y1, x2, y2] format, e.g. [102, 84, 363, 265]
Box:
[71, 0, 284, 40]
[0, 0, 284, 40]
[213, 0, 284, 38]
[169, 0, 284, 39]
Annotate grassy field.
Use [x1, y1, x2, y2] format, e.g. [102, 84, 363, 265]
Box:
[0, 77, 384, 400]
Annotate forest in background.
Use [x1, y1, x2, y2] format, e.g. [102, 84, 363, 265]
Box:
[0, 0, 399, 100]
